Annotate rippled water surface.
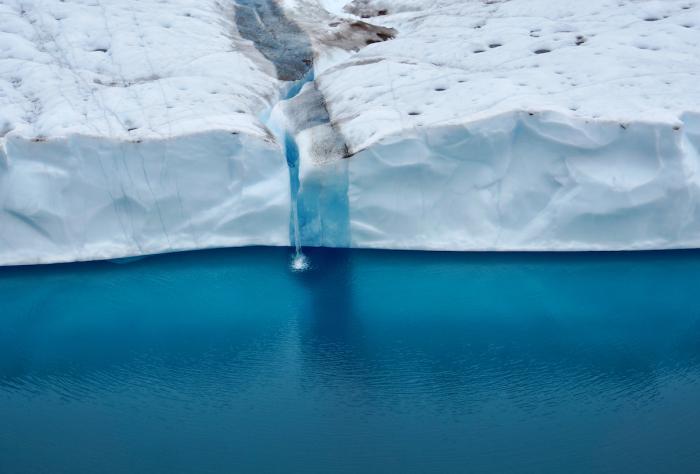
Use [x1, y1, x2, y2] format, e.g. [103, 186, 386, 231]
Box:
[1, 248, 700, 473]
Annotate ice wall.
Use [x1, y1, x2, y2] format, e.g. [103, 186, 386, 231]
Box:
[341, 114, 700, 251]
[293, 0, 700, 251]
[0, 0, 291, 265]
[0, 133, 289, 265]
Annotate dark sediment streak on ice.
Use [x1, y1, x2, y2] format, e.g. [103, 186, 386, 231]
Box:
[234, 0, 314, 81]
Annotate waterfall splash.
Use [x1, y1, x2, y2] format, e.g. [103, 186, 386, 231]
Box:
[290, 249, 309, 272]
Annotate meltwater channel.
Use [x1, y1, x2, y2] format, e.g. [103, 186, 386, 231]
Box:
[1, 247, 700, 474]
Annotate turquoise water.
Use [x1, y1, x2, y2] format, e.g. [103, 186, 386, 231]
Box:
[1, 248, 699, 473]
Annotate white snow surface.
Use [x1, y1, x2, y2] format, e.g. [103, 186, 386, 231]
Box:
[2, 0, 700, 264]
[299, 0, 700, 251]
[322, 0, 700, 152]
[0, 0, 283, 140]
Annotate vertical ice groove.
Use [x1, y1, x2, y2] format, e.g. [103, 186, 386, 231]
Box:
[235, 0, 316, 266]
[236, 0, 354, 264]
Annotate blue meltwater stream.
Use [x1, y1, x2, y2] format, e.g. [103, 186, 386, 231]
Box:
[268, 69, 316, 272]
[1, 247, 700, 473]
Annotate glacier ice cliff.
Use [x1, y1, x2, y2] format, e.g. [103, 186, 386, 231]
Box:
[0, 133, 288, 265]
[0, 0, 295, 265]
[1, 0, 700, 265]
[339, 112, 700, 251]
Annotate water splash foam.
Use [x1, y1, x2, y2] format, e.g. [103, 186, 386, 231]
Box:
[290, 252, 309, 272]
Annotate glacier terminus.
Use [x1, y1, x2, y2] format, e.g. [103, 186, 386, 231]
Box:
[1, 0, 700, 265]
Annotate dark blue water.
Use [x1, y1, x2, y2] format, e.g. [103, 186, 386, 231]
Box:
[1, 248, 699, 474]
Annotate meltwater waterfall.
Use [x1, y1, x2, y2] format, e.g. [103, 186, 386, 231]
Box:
[236, 0, 361, 269]
[235, 0, 391, 269]
[282, 74, 315, 272]
[235, 0, 315, 270]
[263, 69, 318, 271]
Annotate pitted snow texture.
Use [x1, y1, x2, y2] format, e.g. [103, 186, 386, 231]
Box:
[321, 0, 700, 153]
[0, 0, 280, 140]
